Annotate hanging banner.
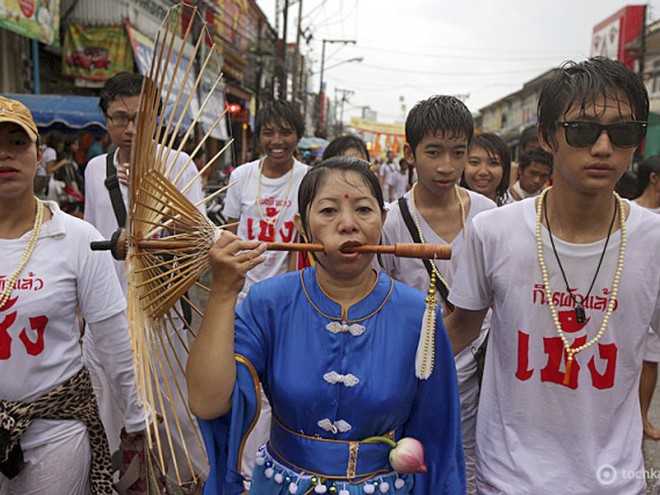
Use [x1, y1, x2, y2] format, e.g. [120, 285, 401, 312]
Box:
[126, 20, 228, 140]
[349, 117, 405, 136]
[62, 24, 133, 81]
[0, 0, 60, 45]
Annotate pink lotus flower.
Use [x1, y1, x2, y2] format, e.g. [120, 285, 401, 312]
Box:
[364, 436, 428, 474]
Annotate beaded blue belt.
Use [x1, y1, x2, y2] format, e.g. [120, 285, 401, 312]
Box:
[268, 417, 401, 480]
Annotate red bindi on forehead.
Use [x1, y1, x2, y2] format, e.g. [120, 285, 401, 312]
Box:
[344, 194, 350, 199]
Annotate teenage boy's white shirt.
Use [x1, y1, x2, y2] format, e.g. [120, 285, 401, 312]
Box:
[380, 188, 495, 495]
[223, 158, 309, 302]
[449, 199, 660, 495]
[0, 202, 144, 451]
[381, 189, 496, 312]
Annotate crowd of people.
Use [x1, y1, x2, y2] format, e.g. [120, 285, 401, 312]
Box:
[1, 56, 660, 495]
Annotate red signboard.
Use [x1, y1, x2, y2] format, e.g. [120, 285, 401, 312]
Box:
[592, 5, 646, 71]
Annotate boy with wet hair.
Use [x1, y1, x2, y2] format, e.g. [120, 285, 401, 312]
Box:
[447, 57, 659, 494]
[380, 95, 496, 495]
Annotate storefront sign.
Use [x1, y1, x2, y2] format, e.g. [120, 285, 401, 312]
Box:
[62, 24, 133, 81]
[0, 0, 60, 45]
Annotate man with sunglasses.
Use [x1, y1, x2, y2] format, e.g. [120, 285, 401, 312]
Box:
[445, 57, 660, 494]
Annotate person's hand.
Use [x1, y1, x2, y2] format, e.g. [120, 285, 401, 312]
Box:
[209, 230, 267, 294]
[117, 162, 130, 186]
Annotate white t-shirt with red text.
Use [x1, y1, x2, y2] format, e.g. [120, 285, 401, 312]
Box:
[0, 202, 127, 451]
[449, 198, 660, 495]
[223, 159, 309, 301]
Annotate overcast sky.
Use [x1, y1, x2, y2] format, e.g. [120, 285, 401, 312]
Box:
[255, 0, 660, 124]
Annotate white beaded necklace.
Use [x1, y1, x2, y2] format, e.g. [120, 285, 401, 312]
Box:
[255, 158, 295, 229]
[410, 182, 466, 290]
[535, 187, 626, 385]
[0, 199, 45, 309]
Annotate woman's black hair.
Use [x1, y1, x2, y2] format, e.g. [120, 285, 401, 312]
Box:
[636, 156, 660, 198]
[538, 57, 649, 150]
[461, 132, 511, 206]
[298, 156, 384, 236]
[322, 135, 370, 161]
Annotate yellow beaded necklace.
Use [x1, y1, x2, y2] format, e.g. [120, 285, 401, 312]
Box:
[409, 183, 466, 380]
[255, 158, 295, 229]
[0, 199, 45, 309]
[535, 188, 626, 385]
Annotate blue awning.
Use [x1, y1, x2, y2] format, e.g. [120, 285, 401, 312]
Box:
[2, 93, 106, 131]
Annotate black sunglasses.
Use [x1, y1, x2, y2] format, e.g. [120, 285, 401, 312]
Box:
[558, 121, 647, 148]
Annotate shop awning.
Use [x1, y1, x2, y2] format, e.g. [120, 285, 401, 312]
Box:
[3, 93, 106, 131]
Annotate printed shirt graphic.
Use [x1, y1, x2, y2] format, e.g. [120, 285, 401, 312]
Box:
[223, 159, 309, 301]
[0, 202, 126, 450]
[449, 199, 660, 494]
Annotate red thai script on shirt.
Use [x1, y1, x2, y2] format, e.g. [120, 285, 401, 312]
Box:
[532, 284, 618, 312]
[515, 308, 618, 390]
[0, 272, 45, 292]
[256, 197, 292, 208]
[0, 295, 49, 359]
[246, 218, 295, 243]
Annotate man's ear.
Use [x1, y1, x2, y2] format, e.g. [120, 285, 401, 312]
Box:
[403, 143, 415, 166]
[293, 213, 308, 242]
[650, 172, 660, 186]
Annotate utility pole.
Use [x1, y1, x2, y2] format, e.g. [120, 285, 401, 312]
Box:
[291, 0, 303, 106]
[335, 88, 354, 136]
[278, 0, 290, 99]
[317, 39, 355, 137]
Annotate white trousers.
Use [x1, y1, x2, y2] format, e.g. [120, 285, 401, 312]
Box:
[0, 429, 91, 495]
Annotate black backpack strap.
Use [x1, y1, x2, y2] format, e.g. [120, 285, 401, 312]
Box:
[104, 152, 127, 228]
[397, 196, 454, 312]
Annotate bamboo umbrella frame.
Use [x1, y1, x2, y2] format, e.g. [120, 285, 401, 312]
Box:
[125, 3, 233, 485]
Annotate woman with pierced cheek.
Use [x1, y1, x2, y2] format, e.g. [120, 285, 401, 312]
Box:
[188, 157, 465, 494]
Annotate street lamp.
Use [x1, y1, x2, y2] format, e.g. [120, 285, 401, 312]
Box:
[317, 39, 356, 137]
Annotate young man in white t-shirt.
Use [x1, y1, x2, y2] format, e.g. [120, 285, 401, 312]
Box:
[221, 100, 308, 482]
[0, 96, 146, 494]
[380, 95, 495, 495]
[447, 57, 660, 494]
[223, 100, 309, 302]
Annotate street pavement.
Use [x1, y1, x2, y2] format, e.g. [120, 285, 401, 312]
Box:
[644, 389, 660, 494]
